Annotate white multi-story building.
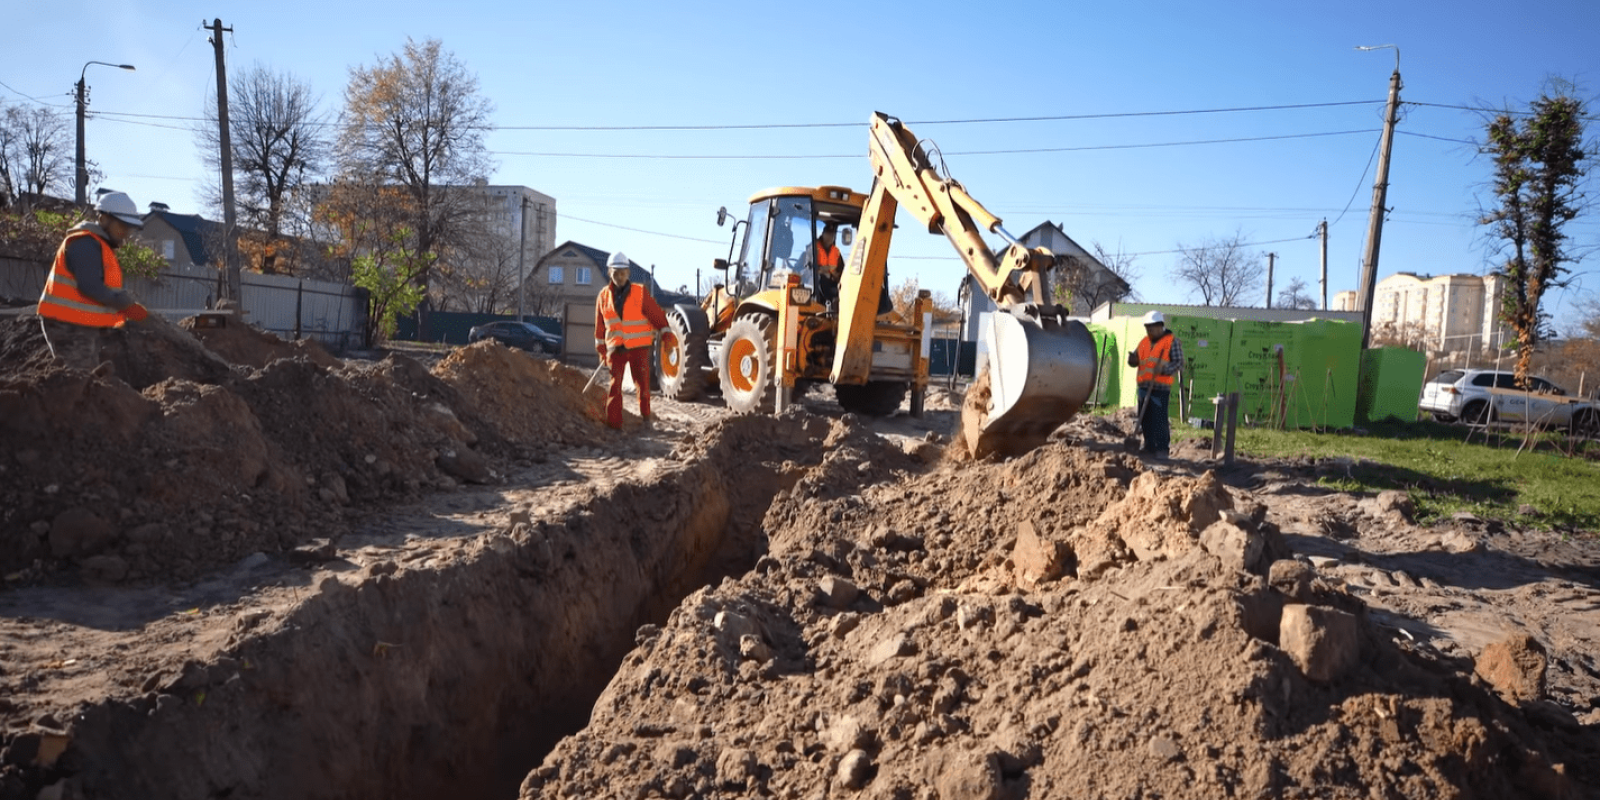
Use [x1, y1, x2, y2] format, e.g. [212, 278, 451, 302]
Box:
[1367, 272, 1511, 353]
[475, 184, 557, 270]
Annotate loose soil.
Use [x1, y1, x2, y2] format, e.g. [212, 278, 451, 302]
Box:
[0, 314, 1596, 800]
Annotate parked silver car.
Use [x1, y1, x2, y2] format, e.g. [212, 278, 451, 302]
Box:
[1420, 368, 1599, 434]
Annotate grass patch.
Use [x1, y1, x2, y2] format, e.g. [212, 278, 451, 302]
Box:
[1173, 418, 1600, 533]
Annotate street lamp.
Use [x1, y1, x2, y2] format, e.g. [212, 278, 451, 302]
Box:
[75, 60, 136, 206]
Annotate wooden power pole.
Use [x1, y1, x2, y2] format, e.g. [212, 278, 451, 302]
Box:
[1356, 47, 1402, 349]
[1317, 219, 1329, 310]
[208, 18, 242, 311]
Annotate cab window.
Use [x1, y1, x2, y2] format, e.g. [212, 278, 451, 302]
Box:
[1471, 373, 1496, 387]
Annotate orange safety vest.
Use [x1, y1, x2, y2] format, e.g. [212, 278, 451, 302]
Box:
[38, 230, 128, 327]
[815, 241, 841, 271]
[599, 283, 654, 351]
[1136, 333, 1176, 388]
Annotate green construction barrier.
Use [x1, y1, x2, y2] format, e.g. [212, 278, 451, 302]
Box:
[1164, 315, 1232, 420]
[1290, 319, 1362, 429]
[1086, 324, 1120, 407]
[1358, 347, 1427, 423]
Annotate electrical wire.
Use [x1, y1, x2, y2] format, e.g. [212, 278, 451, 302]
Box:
[561, 213, 722, 244]
[78, 99, 1383, 130]
[487, 130, 1380, 161]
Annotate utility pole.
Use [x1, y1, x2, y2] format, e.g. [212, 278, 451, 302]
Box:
[1265, 252, 1276, 308]
[208, 18, 242, 310]
[517, 194, 529, 321]
[1316, 219, 1329, 310]
[1355, 45, 1402, 349]
[74, 61, 135, 206]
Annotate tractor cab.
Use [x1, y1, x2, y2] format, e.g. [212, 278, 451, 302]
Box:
[722, 186, 863, 310]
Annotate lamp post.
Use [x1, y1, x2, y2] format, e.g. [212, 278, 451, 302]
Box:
[74, 60, 136, 206]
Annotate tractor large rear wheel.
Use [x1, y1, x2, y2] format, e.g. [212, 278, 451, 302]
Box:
[718, 313, 776, 414]
[659, 309, 711, 401]
[836, 381, 908, 417]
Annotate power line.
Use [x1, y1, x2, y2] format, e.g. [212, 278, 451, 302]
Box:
[80, 99, 1383, 130]
[0, 79, 70, 107]
[561, 213, 723, 244]
[492, 100, 1385, 130]
[489, 129, 1380, 161]
[1407, 100, 1600, 122]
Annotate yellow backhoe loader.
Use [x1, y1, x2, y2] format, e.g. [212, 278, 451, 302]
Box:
[656, 112, 1098, 458]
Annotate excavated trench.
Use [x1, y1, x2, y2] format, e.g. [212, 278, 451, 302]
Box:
[28, 416, 831, 800]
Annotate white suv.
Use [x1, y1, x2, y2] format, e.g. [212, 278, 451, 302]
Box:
[1420, 368, 1599, 434]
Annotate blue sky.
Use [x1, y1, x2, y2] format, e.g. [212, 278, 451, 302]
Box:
[5, 1, 1598, 327]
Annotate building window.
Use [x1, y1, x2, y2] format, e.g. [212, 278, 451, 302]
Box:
[548, 266, 564, 284]
[576, 267, 592, 285]
[162, 240, 175, 260]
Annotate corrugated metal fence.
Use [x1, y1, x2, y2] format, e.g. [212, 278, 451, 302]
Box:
[0, 257, 367, 353]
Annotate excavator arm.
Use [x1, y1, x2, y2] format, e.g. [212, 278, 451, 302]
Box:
[834, 111, 1098, 457]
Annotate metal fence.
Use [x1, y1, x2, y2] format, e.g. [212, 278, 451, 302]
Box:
[0, 257, 367, 353]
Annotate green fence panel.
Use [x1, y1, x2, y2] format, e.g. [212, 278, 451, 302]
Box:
[1165, 315, 1232, 420]
[1087, 324, 1120, 407]
[1358, 347, 1427, 423]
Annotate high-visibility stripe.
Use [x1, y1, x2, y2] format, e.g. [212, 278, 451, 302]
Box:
[38, 230, 126, 328]
[600, 284, 654, 349]
[1137, 335, 1176, 388]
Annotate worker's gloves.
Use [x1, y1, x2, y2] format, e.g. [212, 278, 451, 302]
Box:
[123, 303, 149, 322]
[1126, 352, 1139, 368]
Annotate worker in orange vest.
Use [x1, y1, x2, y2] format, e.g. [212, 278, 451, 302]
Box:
[594, 251, 668, 429]
[806, 221, 843, 306]
[37, 191, 152, 373]
[1126, 310, 1184, 459]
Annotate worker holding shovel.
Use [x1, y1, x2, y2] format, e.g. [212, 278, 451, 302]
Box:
[594, 252, 669, 429]
[1126, 310, 1184, 460]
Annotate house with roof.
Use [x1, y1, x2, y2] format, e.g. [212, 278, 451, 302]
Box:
[138, 203, 219, 268]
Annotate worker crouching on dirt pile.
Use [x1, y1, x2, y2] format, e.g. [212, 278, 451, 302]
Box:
[595, 251, 668, 429]
[1127, 310, 1183, 459]
[37, 191, 152, 372]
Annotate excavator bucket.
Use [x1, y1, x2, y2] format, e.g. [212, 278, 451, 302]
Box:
[962, 312, 1098, 459]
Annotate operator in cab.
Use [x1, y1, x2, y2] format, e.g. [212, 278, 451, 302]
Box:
[1126, 310, 1183, 460]
[803, 221, 843, 307]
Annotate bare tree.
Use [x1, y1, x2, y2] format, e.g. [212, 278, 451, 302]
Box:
[1275, 277, 1318, 310]
[1050, 240, 1138, 314]
[1168, 229, 1263, 306]
[335, 38, 495, 300]
[196, 62, 330, 275]
[1478, 82, 1593, 387]
[1, 104, 73, 199]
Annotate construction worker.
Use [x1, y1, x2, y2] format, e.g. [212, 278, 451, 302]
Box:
[37, 191, 151, 372]
[1126, 310, 1183, 459]
[805, 221, 843, 306]
[594, 251, 668, 429]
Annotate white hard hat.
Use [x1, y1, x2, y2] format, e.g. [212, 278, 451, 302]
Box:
[95, 191, 144, 229]
[606, 252, 631, 270]
[1141, 310, 1165, 326]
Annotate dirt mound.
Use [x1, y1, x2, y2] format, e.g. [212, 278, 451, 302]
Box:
[0, 317, 602, 584]
[182, 315, 342, 371]
[432, 342, 610, 448]
[523, 447, 1596, 799]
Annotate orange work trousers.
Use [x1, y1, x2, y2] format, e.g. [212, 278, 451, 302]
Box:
[606, 347, 652, 428]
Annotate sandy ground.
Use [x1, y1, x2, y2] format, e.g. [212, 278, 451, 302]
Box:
[0, 314, 1596, 799]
